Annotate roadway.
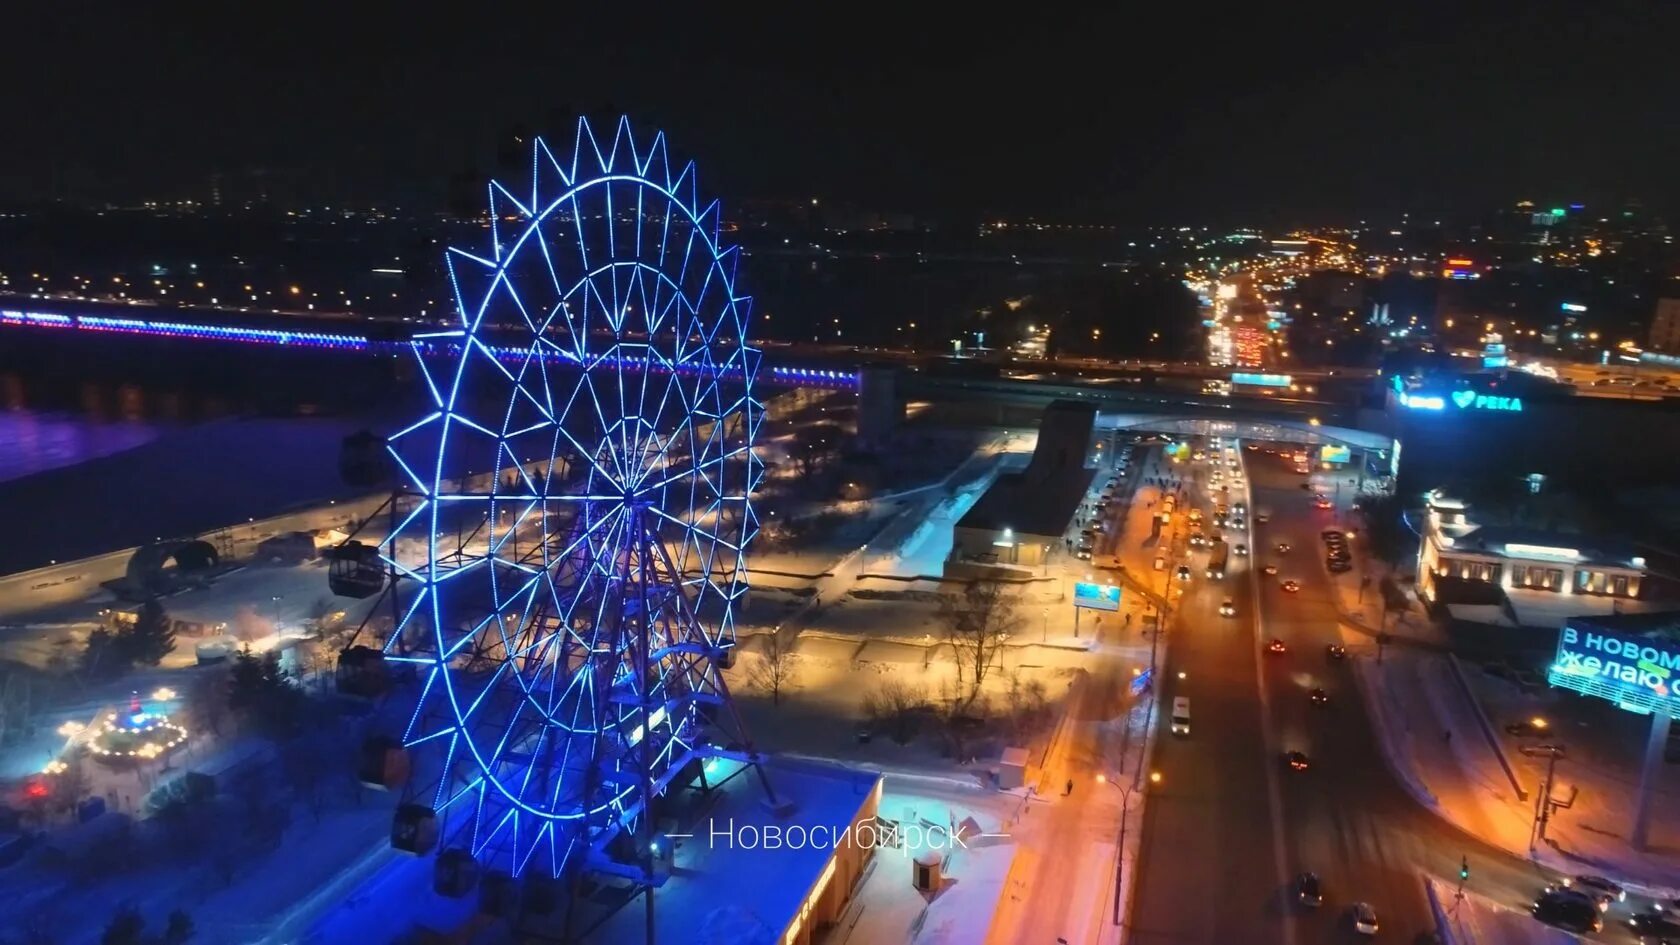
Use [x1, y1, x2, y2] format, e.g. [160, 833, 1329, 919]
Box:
[1127, 443, 1293, 944]
[1128, 439, 1562, 943]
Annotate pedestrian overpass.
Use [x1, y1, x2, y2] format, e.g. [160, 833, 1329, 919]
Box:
[1095, 412, 1394, 452]
[905, 372, 1397, 453]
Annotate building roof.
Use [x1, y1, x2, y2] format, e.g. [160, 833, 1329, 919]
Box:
[1445, 523, 1644, 571]
[589, 755, 881, 944]
[957, 400, 1096, 539]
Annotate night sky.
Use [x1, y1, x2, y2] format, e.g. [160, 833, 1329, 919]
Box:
[5, 2, 1676, 222]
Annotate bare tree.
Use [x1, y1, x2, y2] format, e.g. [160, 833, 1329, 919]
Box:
[188, 667, 231, 738]
[862, 678, 926, 745]
[746, 630, 799, 705]
[938, 581, 1024, 706]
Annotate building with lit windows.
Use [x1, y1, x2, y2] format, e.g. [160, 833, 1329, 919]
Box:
[1416, 490, 1647, 605]
[1651, 298, 1680, 355]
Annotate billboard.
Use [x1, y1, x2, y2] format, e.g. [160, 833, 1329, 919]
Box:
[1073, 581, 1121, 612]
[1230, 372, 1292, 388]
[1550, 624, 1680, 716]
[1319, 444, 1351, 464]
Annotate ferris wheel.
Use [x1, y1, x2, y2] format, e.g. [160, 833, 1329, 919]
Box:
[374, 116, 770, 885]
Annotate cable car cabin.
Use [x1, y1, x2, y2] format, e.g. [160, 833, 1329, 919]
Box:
[392, 802, 439, 855]
[434, 847, 480, 897]
[336, 645, 389, 697]
[327, 541, 385, 598]
[357, 734, 410, 789]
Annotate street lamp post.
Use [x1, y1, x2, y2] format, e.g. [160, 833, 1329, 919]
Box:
[1100, 770, 1160, 927]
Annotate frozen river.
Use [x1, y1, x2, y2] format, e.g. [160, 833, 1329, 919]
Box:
[0, 409, 173, 483]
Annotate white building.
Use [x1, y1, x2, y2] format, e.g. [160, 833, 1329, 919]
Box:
[1416, 490, 1646, 604]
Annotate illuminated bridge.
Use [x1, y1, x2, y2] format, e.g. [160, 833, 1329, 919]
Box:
[0, 305, 860, 389]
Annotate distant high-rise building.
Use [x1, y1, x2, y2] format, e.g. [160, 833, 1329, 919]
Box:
[1651, 299, 1680, 354]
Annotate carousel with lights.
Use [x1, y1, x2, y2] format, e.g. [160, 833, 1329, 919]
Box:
[85, 692, 189, 765]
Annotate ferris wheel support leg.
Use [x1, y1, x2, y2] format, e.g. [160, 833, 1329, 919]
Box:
[634, 505, 659, 945]
[644, 525, 780, 807]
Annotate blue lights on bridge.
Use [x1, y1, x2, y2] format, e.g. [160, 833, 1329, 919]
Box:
[0, 307, 858, 388]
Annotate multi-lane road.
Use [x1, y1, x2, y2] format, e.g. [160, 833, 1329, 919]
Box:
[1128, 439, 1561, 943]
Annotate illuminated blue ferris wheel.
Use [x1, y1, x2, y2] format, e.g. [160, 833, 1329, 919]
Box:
[376, 116, 769, 885]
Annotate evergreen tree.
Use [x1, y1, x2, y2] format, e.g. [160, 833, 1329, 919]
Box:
[161, 909, 194, 945]
[118, 600, 176, 667]
[99, 907, 145, 945]
[229, 647, 302, 736]
[80, 628, 129, 679]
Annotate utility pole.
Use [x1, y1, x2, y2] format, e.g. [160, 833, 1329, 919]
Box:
[1521, 744, 1567, 852]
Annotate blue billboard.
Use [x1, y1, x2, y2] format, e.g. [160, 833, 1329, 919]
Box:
[1073, 581, 1121, 612]
[1550, 624, 1680, 716]
[1231, 372, 1292, 388]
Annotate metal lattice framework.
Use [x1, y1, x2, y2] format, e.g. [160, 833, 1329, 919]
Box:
[380, 116, 767, 882]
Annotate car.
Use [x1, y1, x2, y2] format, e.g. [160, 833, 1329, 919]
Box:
[1175, 565, 1191, 582]
[1321, 530, 1344, 541]
[1295, 872, 1323, 908]
[1262, 564, 1278, 576]
[1532, 889, 1603, 933]
[1276, 542, 1291, 553]
[1220, 599, 1236, 617]
[1256, 513, 1270, 524]
[1077, 548, 1091, 560]
[1628, 911, 1680, 944]
[1351, 901, 1379, 935]
[1314, 498, 1333, 510]
[1326, 644, 1347, 660]
[1504, 718, 1551, 737]
[1326, 559, 1352, 573]
[1281, 579, 1301, 593]
[1267, 638, 1287, 654]
[1235, 502, 1248, 514]
[1561, 874, 1625, 907]
[1285, 750, 1310, 771]
[1234, 543, 1248, 556]
[1247, 443, 1260, 451]
[1309, 687, 1329, 706]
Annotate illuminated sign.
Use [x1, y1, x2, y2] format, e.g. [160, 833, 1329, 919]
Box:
[1073, 582, 1121, 612]
[1398, 391, 1445, 410]
[1319, 444, 1351, 464]
[1504, 543, 1579, 561]
[1397, 387, 1523, 413]
[1550, 624, 1680, 717]
[1230, 372, 1293, 388]
[1446, 258, 1474, 266]
[1561, 302, 1588, 313]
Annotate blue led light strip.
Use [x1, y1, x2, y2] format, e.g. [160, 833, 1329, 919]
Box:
[0, 306, 858, 387]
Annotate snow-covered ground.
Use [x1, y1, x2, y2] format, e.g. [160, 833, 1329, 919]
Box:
[1350, 632, 1680, 899]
